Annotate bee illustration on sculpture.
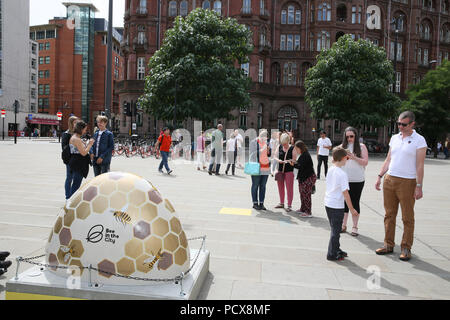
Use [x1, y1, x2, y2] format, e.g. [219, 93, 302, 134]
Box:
[111, 205, 132, 227]
[60, 245, 75, 264]
[143, 248, 162, 271]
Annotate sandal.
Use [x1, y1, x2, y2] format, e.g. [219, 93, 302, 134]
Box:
[285, 206, 292, 212]
[351, 227, 359, 237]
[341, 226, 347, 234]
[275, 204, 284, 209]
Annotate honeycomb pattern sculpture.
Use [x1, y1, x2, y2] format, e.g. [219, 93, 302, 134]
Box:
[45, 172, 190, 285]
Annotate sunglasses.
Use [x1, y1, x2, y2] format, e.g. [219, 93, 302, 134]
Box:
[397, 122, 411, 127]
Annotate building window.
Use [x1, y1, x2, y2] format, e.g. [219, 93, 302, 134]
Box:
[418, 48, 422, 64]
[395, 72, 401, 93]
[180, 1, 188, 16]
[423, 48, 429, 66]
[45, 70, 50, 78]
[295, 35, 300, 50]
[38, 85, 44, 95]
[317, 31, 331, 51]
[288, 6, 295, 24]
[318, 3, 331, 21]
[287, 34, 293, 50]
[45, 56, 50, 64]
[36, 31, 45, 40]
[32, 43, 37, 54]
[31, 88, 36, 99]
[283, 62, 297, 86]
[31, 73, 36, 84]
[295, 9, 301, 24]
[257, 104, 263, 129]
[46, 30, 55, 39]
[420, 22, 432, 40]
[45, 42, 50, 50]
[310, 5, 315, 22]
[44, 84, 50, 95]
[137, 57, 146, 80]
[241, 62, 249, 76]
[138, 31, 146, 45]
[352, 6, 356, 24]
[310, 32, 315, 51]
[169, 1, 177, 16]
[258, 60, 264, 83]
[280, 34, 286, 50]
[239, 107, 247, 128]
[213, 1, 221, 15]
[202, 0, 211, 9]
[390, 41, 403, 61]
[440, 24, 450, 43]
[31, 59, 37, 69]
[281, 10, 287, 24]
[39, 57, 44, 65]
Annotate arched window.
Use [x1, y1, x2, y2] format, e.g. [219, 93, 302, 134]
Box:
[214, 1, 222, 14]
[288, 5, 295, 24]
[337, 4, 347, 22]
[318, 3, 331, 21]
[278, 106, 298, 131]
[317, 31, 330, 51]
[281, 10, 287, 24]
[441, 24, 450, 43]
[169, 1, 177, 16]
[420, 20, 432, 40]
[272, 63, 281, 85]
[202, 0, 211, 9]
[180, 1, 188, 16]
[260, 27, 266, 46]
[283, 62, 297, 86]
[393, 12, 406, 32]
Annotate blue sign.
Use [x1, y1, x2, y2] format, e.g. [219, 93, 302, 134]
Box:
[28, 114, 33, 121]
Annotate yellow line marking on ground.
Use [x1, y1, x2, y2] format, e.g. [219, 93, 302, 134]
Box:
[219, 208, 252, 216]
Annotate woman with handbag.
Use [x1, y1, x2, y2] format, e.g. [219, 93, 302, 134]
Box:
[249, 130, 271, 210]
[274, 133, 297, 212]
[293, 140, 317, 218]
[62, 116, 79, 202]
[68, 121, 95, 198]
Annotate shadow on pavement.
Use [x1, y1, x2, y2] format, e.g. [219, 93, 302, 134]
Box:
[254, 210, 300, 225]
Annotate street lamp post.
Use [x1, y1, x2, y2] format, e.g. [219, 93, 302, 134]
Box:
[391, 15, 404, 93]
[14, 100, 19, 145]
[105, 0, 113, 126]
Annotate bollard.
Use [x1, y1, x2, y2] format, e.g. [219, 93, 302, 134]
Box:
[88, 264, 93, 287]
[15, 257, 22, 281]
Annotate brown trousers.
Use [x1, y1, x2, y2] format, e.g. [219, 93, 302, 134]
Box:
[383, 174, 417, 250]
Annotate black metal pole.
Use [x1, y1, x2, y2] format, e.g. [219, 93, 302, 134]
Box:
[105, 0, 113, 126]
[58, 120, 61, 143]
[2, 118, 4, 140]
[14, 101, 18, 144]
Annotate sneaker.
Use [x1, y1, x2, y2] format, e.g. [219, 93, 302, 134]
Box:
[295, 210, 305, 214]
[168, 170, 173, 175]
[259, 204, 267, 211]
[338, 250, 348, 257]
[327, 255, 344, 261]
[285, 206, 293, 212]
[399, 248, 412, 261]
[208, 171, 212, 175]
[299, 212, 312, 218]
[0, 251, 10, 261]
[253, 204, 260, 210]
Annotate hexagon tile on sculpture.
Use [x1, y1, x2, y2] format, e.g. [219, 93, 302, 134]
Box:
[133, 221, 151, 240]
[98, 259, 116, 278]
[163, 233, 179, 253]
[179, 231, 188, 248]
[136, 254, 152, 273]
[170, 217, 182, 235]
[76, 202, 91, 220]
[117, 175, 137, 193]
[92, 196, 108, 214]
[54, 217, 63, 234]
[125, 238, 143, 259]
[63, 209, 75, 227]
[69, 259, 84, 276]
[69, 240, 84, 258]
[116, 257, 135, 276]
[48, 253, 58, 271]
[129, 189, 146, 207]
[164, 199, 175, 213]
[108, 172, 125, 181]
[152, 218, 169, 237]
[99, 180, 117, 196]
[110, 192, 127, 210]
[83, 186, 98, 202]
[59, 228, 72, 246]
[69, 192, 83, 209]
[174, 247, 187, 266]
[148, 189, 163, 204]
[144, 236, 163, 256]
[157, 252, 173, 271]
[141, 203, 157, 222]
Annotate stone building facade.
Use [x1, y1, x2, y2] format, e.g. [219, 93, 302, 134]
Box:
[118, 0, 450, 144]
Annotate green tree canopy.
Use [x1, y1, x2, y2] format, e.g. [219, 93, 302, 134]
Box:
[305, 35, 401, 128]
[402, 60, 450, 148]
[139, 8, 253, 124]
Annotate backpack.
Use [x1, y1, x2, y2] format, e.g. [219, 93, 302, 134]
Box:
[62, 144, 72, 165]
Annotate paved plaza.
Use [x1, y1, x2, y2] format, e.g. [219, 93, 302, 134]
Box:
[0, 139, 449, 300]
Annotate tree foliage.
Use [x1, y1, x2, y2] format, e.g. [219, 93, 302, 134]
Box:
[402, 60, 450, 148]
[139, 9, 253, 124]
[305, 35, 401, 128]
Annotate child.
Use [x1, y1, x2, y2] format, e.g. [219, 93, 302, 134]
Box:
[325, 147, 359, 261]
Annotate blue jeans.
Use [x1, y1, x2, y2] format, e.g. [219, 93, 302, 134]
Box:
[326, 206, 345, 259]
[159, 151, 170, 172]
[93, 161, 110, 177]
[68, 169, 83, 199]
[65, 165, 74, 200]
[251, 175, 269, 205]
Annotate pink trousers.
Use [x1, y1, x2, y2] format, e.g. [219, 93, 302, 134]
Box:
[277, 172, 295, 207]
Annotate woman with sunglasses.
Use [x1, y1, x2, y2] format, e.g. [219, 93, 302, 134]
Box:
[340, 127, 368, 236]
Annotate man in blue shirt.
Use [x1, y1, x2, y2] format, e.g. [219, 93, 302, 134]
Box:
[90, 116, 114, 176]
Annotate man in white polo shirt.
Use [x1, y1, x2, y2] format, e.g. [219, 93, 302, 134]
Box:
[375, 111, 427, 261]
[317, 131, 333, 179]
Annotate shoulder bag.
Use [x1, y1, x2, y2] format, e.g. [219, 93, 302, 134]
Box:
[244, 140, 260, 175]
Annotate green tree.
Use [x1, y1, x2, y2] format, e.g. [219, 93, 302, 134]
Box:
[305, 35, 401, 129]
[139, 9, 253, 125]
[402, 60, 450, 154]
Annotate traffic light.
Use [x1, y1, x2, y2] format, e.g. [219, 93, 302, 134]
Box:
[14, 100, 19, 114]
[123, 101, 131, 116]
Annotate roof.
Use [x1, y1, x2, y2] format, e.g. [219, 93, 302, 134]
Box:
[62, 2, 99, 12]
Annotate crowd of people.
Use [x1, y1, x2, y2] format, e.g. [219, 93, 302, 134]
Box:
[59, 110, 427, 263]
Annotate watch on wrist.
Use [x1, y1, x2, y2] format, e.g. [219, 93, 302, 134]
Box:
[416, 184, 422, 188]
[378, 174, 383, 178]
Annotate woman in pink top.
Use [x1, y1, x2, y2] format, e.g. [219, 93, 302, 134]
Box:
[196, 131, 206, 170]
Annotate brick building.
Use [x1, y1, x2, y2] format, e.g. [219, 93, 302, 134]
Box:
[118, 0, 450, 144]
[29, 3, 124, 132]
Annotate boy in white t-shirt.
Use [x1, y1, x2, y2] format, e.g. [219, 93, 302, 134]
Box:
[325, 147, 359, 261]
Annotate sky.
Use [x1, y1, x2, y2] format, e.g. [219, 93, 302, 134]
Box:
[30, 0, 126, 28]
